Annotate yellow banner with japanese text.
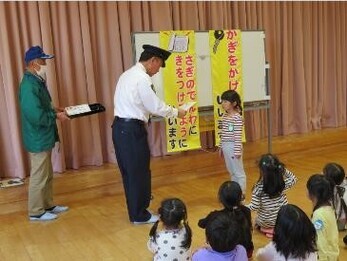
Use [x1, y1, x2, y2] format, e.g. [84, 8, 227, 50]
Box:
[209, 30, 245, 145]
[160, 30, 201, 152]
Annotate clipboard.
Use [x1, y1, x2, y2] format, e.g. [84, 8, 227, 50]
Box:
[65, 103, 106, 119]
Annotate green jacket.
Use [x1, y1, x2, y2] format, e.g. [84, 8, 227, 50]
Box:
[18, 71, 59, 153]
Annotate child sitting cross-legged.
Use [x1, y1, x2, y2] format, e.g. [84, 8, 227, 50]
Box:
[307, 174, 339, 261]
[256, 204, 318, 261]
[323, 162, 347, 231]
[193, 212, 248, 261]
[147, 198, 192, 260]
[246, 153, 297, 238]
[198, 181, 254, 258]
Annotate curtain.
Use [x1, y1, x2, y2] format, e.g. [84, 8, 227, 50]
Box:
[1, 1, 347, 178]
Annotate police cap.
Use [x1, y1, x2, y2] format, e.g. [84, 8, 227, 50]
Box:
[142, 44, 171, 67]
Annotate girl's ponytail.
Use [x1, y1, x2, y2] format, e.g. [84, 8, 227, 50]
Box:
[181, 219, 192, 249]
[149, 220, 160, 243]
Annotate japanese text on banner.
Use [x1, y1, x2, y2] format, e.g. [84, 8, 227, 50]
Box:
[160, 30, 201, 152]
[209, 29, 245, 145]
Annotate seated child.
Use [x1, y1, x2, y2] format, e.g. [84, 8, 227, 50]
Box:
[307, 174, 339, 260]
[193, 212, 247, 261]
[246, 153, 297, 238]
[147, 198, 192, 260]
[198, 181, 254, 258]
[256, 204, 317, 261]
[323, 162, 347, 230]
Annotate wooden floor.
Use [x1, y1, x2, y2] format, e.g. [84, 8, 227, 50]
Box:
[1, 127, 347, 260]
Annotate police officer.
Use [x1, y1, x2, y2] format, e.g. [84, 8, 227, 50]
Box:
[112, 45, 186, 224]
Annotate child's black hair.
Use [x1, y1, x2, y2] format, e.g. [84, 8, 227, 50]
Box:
[323, 163, 346, 214]
[273, 204, 317, 259]
[323, 162, 345, 186]
[218, 181, 242, 210]
[306, 174, 333, 212]
[149, 198, 192, 249]
[221, 90, 243, 115]
[257, 153, 285, 198]
[218, 180, 254, 256]
[206, 212, 240, 253]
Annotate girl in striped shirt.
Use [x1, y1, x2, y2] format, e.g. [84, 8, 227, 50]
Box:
[219, 90, 246, 195]
[246, 154, 297, 238]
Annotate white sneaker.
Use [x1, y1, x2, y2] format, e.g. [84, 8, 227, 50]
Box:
[47, 205, 69, 214]
[29, 212, 57, 221]
[132, 214, 159, 225]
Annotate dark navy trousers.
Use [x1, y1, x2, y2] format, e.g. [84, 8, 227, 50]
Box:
[112, 117, 151, 222]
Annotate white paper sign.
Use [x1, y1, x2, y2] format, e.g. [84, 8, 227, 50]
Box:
[168, 34, 189, 53]
[65, 104, 91, 116]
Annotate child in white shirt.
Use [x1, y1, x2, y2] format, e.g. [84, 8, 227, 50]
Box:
[256, 204, 317, 261]
[147, 198, 192, 260]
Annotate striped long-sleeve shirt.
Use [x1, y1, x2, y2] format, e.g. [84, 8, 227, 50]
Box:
[246, 168, 297, 228]
[220, 113, 243, 156]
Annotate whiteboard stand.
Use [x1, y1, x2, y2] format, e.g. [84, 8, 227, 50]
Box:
[151, 101, 272, 153]
[244, 100, 271, 153]
[265, 63, 271, 153]
[153, 99, 272, 153]
[243, 63, 272, 153]
[133, 30, 272, 152]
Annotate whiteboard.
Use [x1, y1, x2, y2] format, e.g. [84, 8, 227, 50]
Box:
[132, 31, 269, 106]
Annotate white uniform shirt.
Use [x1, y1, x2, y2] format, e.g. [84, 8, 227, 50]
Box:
[114, 62, 178, 123]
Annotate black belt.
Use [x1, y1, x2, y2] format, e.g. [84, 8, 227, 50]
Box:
[115, 116, 144, 124]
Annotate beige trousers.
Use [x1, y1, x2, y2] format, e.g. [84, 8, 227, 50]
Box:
[28, 151, 54, 216]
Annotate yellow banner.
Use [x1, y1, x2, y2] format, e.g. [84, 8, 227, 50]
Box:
[160, 30, 201, 152]
[209, 29, 245, 145]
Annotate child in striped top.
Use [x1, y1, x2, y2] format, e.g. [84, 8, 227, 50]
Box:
[246, 154, 297, 238]
[219, 90, 246, 195]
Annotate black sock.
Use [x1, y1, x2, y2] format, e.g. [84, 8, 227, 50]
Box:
[45, 206, 56, 211]
[30, 212, 45, 218]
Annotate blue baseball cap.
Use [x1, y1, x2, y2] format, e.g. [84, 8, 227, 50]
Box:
[25, 46, 54, 64]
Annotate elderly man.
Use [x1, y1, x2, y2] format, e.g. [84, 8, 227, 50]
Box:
[18, 46, 69, 221]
